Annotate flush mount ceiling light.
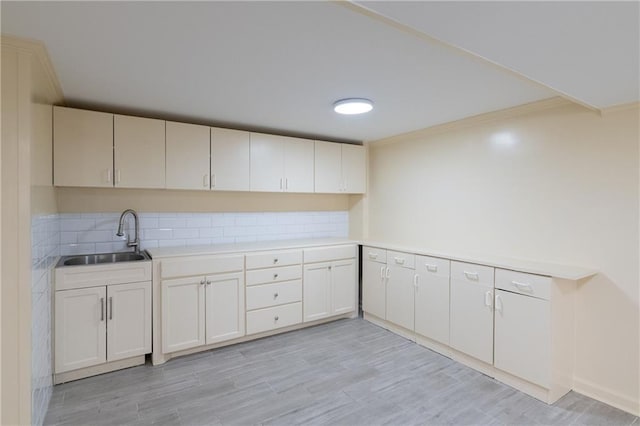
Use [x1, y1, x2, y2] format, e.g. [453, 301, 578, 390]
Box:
[333, 98, 373, 115]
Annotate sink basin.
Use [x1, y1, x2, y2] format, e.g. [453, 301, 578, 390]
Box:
[58, 251, 150, 267]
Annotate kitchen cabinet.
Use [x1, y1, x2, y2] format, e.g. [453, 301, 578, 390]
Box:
[114, 114, 165, 188]
[54, 261, 152, 379]
[494, 269, 552, 388]
[414, 255, 450, 345]
[362, 246, 387, 319]
[211, 127, 250, 191]
[449, 261, 495, 364]
[166, 121, 210, 190]
[160, 254, 245, 353]
[55, 281, 151, 374]
[250, 133, 314, 193]
[385, 250, 416, 332]
[314, 141, 366, 194]
[245, 249, 303, 334]
[302, 245, 357, 322]
[53, 106, 114, 187]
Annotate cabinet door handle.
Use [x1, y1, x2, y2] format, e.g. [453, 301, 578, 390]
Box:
[385, 267, 390, 279]
[379, 266, 384, 279]
[511, 281, 532, 292]
[285, 178, 289, 190]
[109, 297, 113, 320]
[485, 291, 493, 308]
[464, 271, 479, 280]
[106, 169, 112, 183]
[200, 279, 206, 285]
[495, 294, 503, 313]
[413, 274, 419, 290]
[115, 169, 121, 184]
[100, 297, 105, 321]
[212, 173, 216, 188]
[203, 174, 209, 188]
[425, 264, 438, 272]
[206, 280, 212, 285]
[279, 178, 283, 190]
[343, 178, 347, 192]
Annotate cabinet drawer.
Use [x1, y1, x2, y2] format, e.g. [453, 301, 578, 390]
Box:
[495, 269, 551, 301]
[363, 247, 386, 264]
[246, 302, 302, 335]
[245, 250, 302, 270]
[55, 261, 152, 291]
[303, 245, 356, 264]
[246, 280, 302, 310]
[416, 255, 450, 278]
[246, 265, 302, 286]
[451, 261, 494, 286]
[387, 250, 415, 269]
[161, 255, 244, 279]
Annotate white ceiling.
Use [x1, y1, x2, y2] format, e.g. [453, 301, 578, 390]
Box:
[1, 2, 637, 143]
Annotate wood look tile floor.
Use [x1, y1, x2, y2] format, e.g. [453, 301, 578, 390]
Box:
[45, 318, 638, 426]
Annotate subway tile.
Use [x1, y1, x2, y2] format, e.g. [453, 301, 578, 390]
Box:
[199, 227, 223, 238]
[143, 228, 173, 240]
[158, 218, 187, 229]
[77, 230, 112, 243]
[60, 218, 96, 232]
[61, 243, 96, 256]
[159, 239, 186, 248]
[186, 217, 211, 228]
[173, 228, 199, 239]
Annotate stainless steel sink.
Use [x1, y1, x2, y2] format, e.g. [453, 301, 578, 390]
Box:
[57, 251, 150, 267]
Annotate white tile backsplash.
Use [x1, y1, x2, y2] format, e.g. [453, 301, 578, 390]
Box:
[59, 211, 349, 254]
[31, 214, 59, 426]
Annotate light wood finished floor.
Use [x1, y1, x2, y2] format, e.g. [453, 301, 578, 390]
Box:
[45, 318, 638, 426]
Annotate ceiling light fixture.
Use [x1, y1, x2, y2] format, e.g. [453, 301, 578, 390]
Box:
[333, 98, 373, 115]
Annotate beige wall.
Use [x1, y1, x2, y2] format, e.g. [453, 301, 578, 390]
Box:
[367, 100, 640, 415]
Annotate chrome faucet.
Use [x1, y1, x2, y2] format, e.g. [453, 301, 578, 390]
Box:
[116, 209, 140, 254]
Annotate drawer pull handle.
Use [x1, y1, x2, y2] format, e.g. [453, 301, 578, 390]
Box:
[273, 273, 279, 279]
[463, 271, 479, 280]
[425, 264, 438, 272]
[274, 293, 279, 299]
[274, 316, 279, 321]
[273, 258, 279, 264]
[394, 257, 405, 265]
[511, 281, 532, 291]
[485, 291, 493, 308]
[368, 252, 378, 259]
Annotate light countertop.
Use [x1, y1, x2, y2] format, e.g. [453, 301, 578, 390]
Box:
[146, 238, 358, 259]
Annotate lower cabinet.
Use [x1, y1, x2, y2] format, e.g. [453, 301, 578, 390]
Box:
[414, 255, 451, 345]
[161, 271, 244, 353]
[55, 281, 151, 374]
[302, 246, 357, 323]
[449, 261, 495, 364]
[385, 251, 416, 331]
[362, 247, 387, 319]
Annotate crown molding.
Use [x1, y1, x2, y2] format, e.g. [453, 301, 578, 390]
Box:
[367, 97, 575, 146]
[600, 102, 640, 115]
[1, 34, 64, 103]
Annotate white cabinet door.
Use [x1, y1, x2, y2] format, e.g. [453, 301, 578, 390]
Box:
[55, 287, 107, 373]
[342, 144, 366, 194]
[114, 114, 165, 188]
[106, 281, 152, 362]
[450, 279, 494, 364]
[166, 121, 210, 190]
[494, 290, 551, 387]
[211, 127, 250, 191]
[283, 137, 314, 193]
[314, 141, 342, 193]
[385, 266, 416, 331]
[161, 277, 206, 353]
[53, 106, 113, 187]
[303, 262, 332, 322]
[331, 259, 356, 315]
[250, 133, 284, 192]
[415, 257, 450, 345]
[205, 272, 245, 344]
[362, 259, 386, 319]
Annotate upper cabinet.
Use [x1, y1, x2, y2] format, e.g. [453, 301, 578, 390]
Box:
[211, 128, 250, 191]
[250, 133, 314, 193]
[314, 141, 366, 194]
[114, 115, 165, 189]
[166, 121, 210, 191]
[53, 106, 366, 194]
[53, 106, 114, 187]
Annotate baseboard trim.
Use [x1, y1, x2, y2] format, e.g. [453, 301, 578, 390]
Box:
[573, 377, 639, 417]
